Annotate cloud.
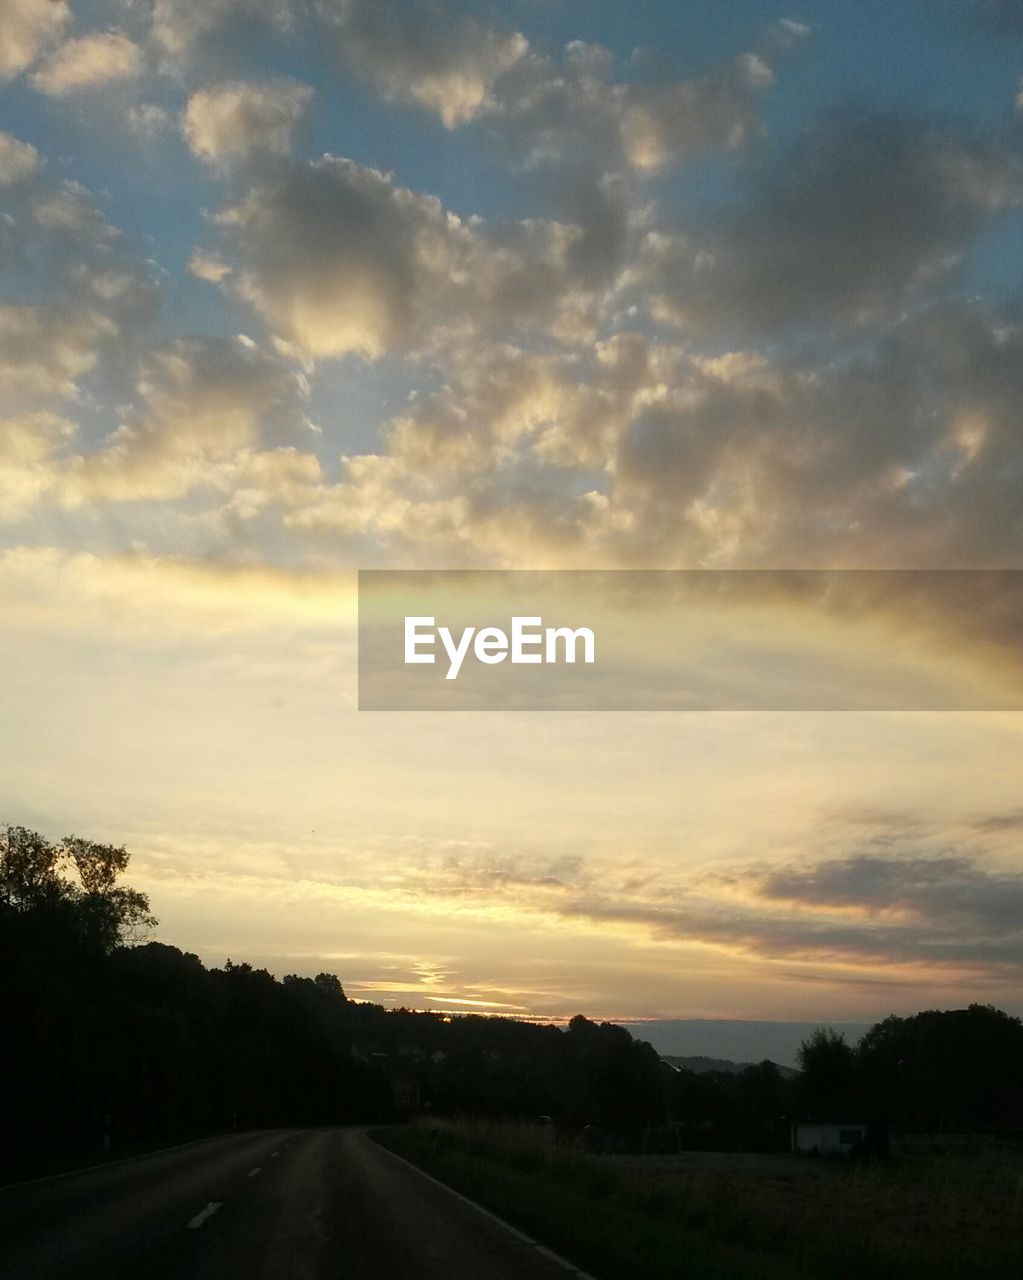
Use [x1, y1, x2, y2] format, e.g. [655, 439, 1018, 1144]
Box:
[970, 809, 1023, 834]
[313, 0, 781, 306]
[499, 41, 778, 179]
[0, 0, 69, 80]
[64, 334, 312, 504]
[758, 852, 1023, 950]
[0, 411, 77, 520]
[279, 295, 1023, 571]
[0, 334, 317, 521]
[637, 109, 1021, 340]
[212, 154, 598, 360]
[150, 0, 298, 66]
[337, 833, 1023, 979]
[0, 154, 162, 405]
[320, 0, 527, 128]
[31, 29, 143, 97]
[4, 7, 1023, 590]
[619, 52, 773, 171]
[0, 303, 114, 404]
[188, 248, 232, 282]
[0, 545, 355, 634]
[183, 79, 313, 164]
[776, 18, 811, 44]
[126, 103, 173, 140]
[216, 156, 441, 358]
[562, 849, 1023, 975]
[0, 132, 40, 186]
[606, 301, 1023, 568]
[321, 1, 776, 173]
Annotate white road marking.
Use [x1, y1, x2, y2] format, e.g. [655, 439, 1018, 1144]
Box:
[186, 1201, 222, 1230]
[271, 1151, 279, 1158]
[247, 1167, 261, 1178]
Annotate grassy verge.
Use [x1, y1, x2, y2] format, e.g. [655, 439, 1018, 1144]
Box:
[372, 1122, 811, 1280]
[371, 1120, 1023, 1280]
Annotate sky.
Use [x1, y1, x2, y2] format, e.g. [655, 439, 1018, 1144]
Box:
[3, 0, 1023, 1036]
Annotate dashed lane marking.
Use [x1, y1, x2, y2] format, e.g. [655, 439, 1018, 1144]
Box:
[186, 1202, 222, 1230]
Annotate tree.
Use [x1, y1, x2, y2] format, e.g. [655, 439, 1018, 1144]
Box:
[0, 824, 155, 950]
[858, 1006, 1023, 1131]
[797, 1027, 859, 1119]
[314, 972, 347, 1000]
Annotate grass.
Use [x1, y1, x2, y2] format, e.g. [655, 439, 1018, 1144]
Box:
[372, 1120, 1023, 1280]
[373, 1121, 812, 1280]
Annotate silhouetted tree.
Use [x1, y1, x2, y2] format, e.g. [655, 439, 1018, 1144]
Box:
[0, 824, 155, 950]
[797, 1027, 859, 1119]
[858, 1005, 1023, 1131]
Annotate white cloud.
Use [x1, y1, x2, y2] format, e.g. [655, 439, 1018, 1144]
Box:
[150, 0, 298, 64]
[273, 295, 1023, 572]
[321, 1, 775, 161]
[0, 303, 113, 404]
[777, 18, 811, 42]
[64, 334, 312, 504]
[0, 132, 40, 186]
[0, 411, 76, 520]
[620, 53, 772, 171]
[127, 103, 173, 139]
[188, 249, 232, 282]
[183, 79, 313, 164]
[212, 154, 599, 360]
[31, 30, 143, 97]
[0, 157, 162, 378]
[320, 0, 527, 127]
[0, 0, 69, 80]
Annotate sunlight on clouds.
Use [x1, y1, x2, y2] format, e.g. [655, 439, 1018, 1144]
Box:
[0, 131, 39, 185]
[150, 0, 298, 65]
[214, 155, 597, 360]
[0, 0, 69, 80]
[0, 546, 356, 634]
[30, 29, 143, 97]
[321, 0, 528, 128]
[0, 411, 76, 520]
[3, 0, 1023, 1023]
[183, 80, 313, 165]
[187, 249, 232, 282]
[0, 304, 113, 403]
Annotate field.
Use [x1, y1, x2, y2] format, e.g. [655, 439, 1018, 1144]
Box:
[373, 1120, 1023, 1280]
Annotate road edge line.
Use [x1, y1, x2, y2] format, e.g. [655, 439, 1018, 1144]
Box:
[367, 1133, 598, 1280]
[0, 1130, 289, 1194]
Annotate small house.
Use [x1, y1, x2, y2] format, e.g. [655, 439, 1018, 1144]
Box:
[791, 1121, 866, 1155]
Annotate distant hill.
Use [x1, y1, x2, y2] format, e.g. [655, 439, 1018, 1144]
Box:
[622, 1019, 869, 1069]
[661, 1054, 798, 1079]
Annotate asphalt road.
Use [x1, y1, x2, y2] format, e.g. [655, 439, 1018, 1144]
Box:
[0, 1128, 588, 1280]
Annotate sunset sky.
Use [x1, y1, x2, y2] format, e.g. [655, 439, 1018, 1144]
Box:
[3, 0, 1023, 1032]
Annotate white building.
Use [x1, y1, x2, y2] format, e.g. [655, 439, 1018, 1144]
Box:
[791, 1121, 866, 1155]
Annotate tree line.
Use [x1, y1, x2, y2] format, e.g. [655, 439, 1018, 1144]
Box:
[0, 824, 664, 1176]
[3, 823, 1021, 1177]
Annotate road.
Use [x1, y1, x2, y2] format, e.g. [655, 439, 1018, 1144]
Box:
[0, 1128, 588, 1280]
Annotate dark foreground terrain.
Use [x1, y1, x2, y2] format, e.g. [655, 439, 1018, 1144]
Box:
[0, 1127, 585, 1280]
